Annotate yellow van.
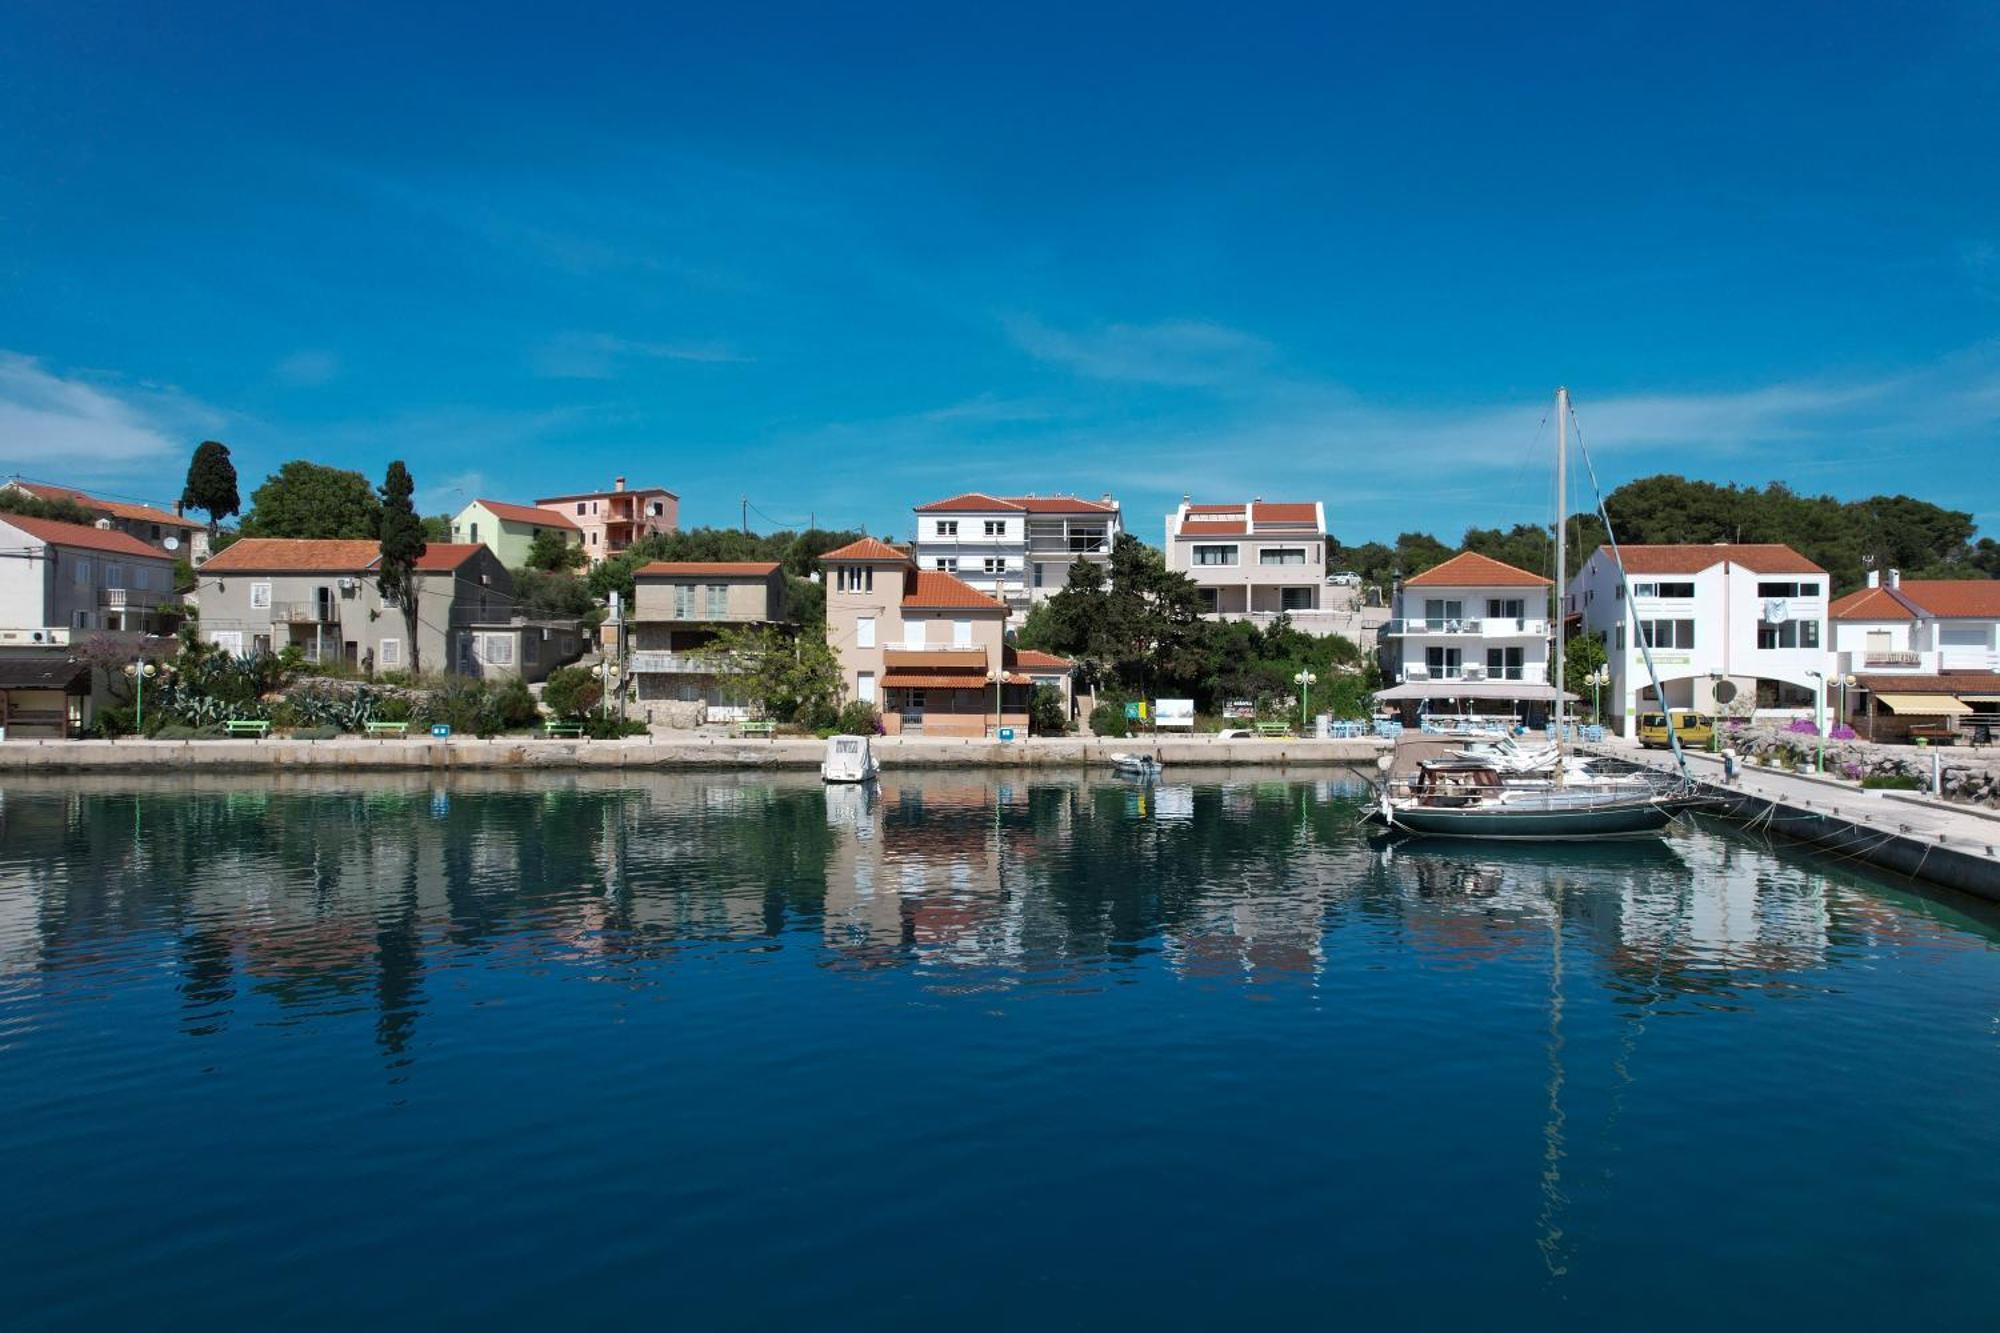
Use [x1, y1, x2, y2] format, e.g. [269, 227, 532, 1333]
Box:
[1637, 710, 1715, 749]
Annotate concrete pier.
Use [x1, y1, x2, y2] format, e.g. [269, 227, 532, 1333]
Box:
[1599, 741, 2000, 903]
[0, 733, 1389, 773]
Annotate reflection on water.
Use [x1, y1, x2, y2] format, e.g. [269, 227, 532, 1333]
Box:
[3, 770, 2000, 1330]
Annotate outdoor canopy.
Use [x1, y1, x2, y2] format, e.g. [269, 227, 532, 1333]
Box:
[1872, 692, 1973, 716]
[1372, 680, 1580, 703]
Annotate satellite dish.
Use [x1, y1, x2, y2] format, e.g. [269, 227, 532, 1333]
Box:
[162, 536, 180, 552]
[1714, 680, 1738, 704]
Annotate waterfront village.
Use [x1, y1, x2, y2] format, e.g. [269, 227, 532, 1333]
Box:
[0, 445, 1996, 766]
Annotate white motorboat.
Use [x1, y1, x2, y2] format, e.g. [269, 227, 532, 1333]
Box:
[1110, 752, 1163, 780]
[821, 734, 879, 783]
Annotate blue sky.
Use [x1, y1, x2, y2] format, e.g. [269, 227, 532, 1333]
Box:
[3, 1, 1996, 545]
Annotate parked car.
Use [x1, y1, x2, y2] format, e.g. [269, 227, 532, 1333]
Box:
[1637, 710, 1715, 749]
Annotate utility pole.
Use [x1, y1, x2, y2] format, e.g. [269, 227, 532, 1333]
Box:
[741, 497, 748, 536]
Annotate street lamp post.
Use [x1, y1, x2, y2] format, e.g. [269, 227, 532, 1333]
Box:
[1294, 668, 1317, 732]
[123, 658, 168, 734]
[591, 661, 621, 721]
[1586, 665, 1609, 725]
[1806, 669, 1826, 773]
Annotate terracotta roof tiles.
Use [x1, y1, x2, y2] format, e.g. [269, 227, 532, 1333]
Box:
[634, 561, 781, 577]
[903, 570, 1007, 610]
[1891, 580, 2000, 619]
[477, 499, 579, 529]
[13, 481, 194, 531]
[820, 537, 910, 563]
[1829, 585, 1918, 622]
[0, 514, 171, 560]
[1603, 543, 1824, 575]
[1405, 551, 1551, 588]
[200, 538, 383, 574]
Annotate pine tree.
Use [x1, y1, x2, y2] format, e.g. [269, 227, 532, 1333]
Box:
[376, 461, 428, 675]
[180, 440, 240, 539]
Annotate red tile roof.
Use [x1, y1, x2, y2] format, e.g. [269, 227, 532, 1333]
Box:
[0, 513, 171, 559]
[1186, 503, 1242, 515]
[880, 671, 992, 690]
[903, 570, 1007, 610]
[200, 538, 383, 573]
[1854, 673, 1993, 694]
[1892, 580, 2000, 619]
[1252, 501, 1319, 524]
[201, 539, 483, 574]
[914, 493, 1116, 514]
[534, 485, 677, 503]
[1405, 551, 1551, 588]
[1603, 543, 1824, 575]
[1005, 495, 1116, 514]
[1177, 520, 1247, 536]
[820, 537, 910, 562]
[477, 498, 579, 529]
[13, 481, 194, 531]
[915, 492, 1021, 513]
[412, 543, 484, 572]
[634, 561, 780, 577]
[1007, 647, 1074, 670]
[1830, 585, 1918, 622]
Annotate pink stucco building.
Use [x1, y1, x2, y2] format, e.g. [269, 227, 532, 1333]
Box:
[534, 477, 678, 564]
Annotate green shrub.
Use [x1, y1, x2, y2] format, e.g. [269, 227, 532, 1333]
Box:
[1861, 774, 1925, 790]
[1089, 700, 1130, 739]
[542, 665, 602, 720]
[583, 715, 648, 739]
[834, 700, 881, 735]
[153, 723, 224, 740]
[373, 694, 413, 722]
[1028, 685, 1068, 736]
[96, 704, 138, 738]
[491, 676, 540, 729]
[290, 724, 339, 740]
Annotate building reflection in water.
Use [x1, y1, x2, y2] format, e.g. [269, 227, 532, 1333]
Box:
[1, 771, 1996, 1075]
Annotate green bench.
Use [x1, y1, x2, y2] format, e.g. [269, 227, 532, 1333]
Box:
[542, 720, 586, 739]
[364, 720, 410, 738]
[738, 720, 777, 739]
[1254, 721, 1292, 739]
[224, 719, 271, 738]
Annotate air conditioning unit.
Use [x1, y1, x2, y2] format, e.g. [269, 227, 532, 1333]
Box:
[338, 577, 359, 593]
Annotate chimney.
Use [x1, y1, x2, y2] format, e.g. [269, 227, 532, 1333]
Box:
[1101, 493, 1114, 506]
[1866, 570, 1880, 589]
[1888, 568, 1900, 588]
[613, 476, 626, 492]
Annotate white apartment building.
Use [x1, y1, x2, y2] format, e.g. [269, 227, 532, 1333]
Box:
[909, 492, 1120, 620]
[1375, 551, 1558, 725]
[1567, 543, 1830, 738]
[1163, 499, 1342, 634]
[1829, 569, 2000, 741]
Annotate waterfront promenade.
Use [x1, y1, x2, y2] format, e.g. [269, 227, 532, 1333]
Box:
[0, 732, 1389, 772]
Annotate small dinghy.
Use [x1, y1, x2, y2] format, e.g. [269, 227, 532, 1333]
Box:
[1110, 752, 1162, 780]
[821, 734, 879, 784]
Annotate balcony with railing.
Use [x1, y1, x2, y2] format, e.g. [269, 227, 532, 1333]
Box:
[1383, 617, 1551, 638]
[1398, 662, 1549, 685]
[272, 600, 340, 624]
[629, 651, 742, 675]
[97, 586, 171, 610]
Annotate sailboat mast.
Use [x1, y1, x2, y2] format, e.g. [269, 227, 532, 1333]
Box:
[1553, 386, 1568, 755]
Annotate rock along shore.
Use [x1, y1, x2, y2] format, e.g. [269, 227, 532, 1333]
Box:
[0, 734, 1390, 773]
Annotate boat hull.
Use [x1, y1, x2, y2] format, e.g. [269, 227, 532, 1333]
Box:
[1368, 798, 1677, 840]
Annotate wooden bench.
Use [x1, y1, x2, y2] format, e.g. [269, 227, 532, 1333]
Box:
[1254, 721, 1292, 739]
[364, 720, 410, 738]
[738, 720, 777, 739]
[224, 719, 271, 738]
[541, 720, 586, 739]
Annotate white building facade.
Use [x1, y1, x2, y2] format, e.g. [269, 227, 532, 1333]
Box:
[909, 493, 1120, 621]
[1829, 571, 2000, 741]
[1375, 551, 1559, 724]
[1164, 499, 1345, 635]
[1567, 543, 1830, 737]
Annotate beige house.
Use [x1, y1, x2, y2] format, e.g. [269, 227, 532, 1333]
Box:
[535, 478, 678, 565]
[628, 561, 790, 725]
[1165, 499, 1337, 631]
[5, 480, 210, 563]
[822, 537, 1069, 736]
[451, 498, 581, 569]
[195, 539, 583, 680]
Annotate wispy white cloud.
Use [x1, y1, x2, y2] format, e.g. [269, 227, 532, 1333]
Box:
[0, 352, 226, 482]
[274, 349, 341, 388]
[1005, 315, 1276, 387]
[529, 331, 753, 380]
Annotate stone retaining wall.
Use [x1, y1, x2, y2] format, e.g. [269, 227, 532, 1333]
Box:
[1719, 724, 2000, 808]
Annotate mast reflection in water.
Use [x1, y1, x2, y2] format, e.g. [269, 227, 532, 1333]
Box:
[1, 770, 1997, 1331]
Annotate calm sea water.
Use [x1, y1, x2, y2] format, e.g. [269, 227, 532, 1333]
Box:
[3, 770, 1998, 1330]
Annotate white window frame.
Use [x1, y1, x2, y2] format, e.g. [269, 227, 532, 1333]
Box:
[1258, 547, 1308, 566]
[210, 630, 244, 656]
[379, 637, 403, 668]
[935, 520, 959, 537]
[250, 581, 272, 610]
[982, 519, 1006, 537]
[857, 671, 877, 704]
[1192, 544, 1238, 566]
[952, 619, 972, 647]
[982, 557, 1006, 575]
[856, 616, 876, 649]
[904, 619, 926, 649]
[481, 633, 515, 667]
[935, 557, 958, 573]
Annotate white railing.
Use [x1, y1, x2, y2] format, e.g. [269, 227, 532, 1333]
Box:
[629, 651, 743, 674]
[1383, 617, 1550, 637]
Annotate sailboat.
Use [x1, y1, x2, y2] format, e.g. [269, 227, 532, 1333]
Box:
[1368, 388, 1702, 840]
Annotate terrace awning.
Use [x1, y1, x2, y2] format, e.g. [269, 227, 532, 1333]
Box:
[1874, 692, 1972, 716]
[880, 672, 991, 690]
[1373, 680, 1578, 703]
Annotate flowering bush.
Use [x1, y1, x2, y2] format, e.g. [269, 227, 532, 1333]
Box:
[1830, 724, 1857, 740]
[1785, 717, 1822, 735]
[1839, 761, 1865, 781]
